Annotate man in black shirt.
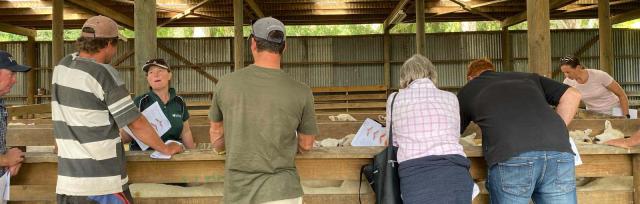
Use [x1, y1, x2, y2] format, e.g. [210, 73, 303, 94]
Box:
[458, 59, 581, 204]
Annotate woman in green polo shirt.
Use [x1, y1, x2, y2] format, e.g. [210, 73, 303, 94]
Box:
[121, 58, 196, 150]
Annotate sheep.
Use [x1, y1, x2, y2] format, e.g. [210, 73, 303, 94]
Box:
[341, 134, 356, 147]
[328, 113, 357, 122]
[593, 120, 626, 144]
[460, 133, 481, 146]
[315, 134, 357, 147]
[569, 129, 593, 144]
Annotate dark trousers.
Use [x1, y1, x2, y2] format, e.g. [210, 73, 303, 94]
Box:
[399, 154, 474, 204]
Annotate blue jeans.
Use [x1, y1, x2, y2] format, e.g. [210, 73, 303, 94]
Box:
[487, 151, 577, 204]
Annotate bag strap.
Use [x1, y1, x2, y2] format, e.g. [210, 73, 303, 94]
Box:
[388, 92, 399, 146]
[359, 165, 365, 204]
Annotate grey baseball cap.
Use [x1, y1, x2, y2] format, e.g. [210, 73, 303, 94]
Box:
[251, 17, 286, 43]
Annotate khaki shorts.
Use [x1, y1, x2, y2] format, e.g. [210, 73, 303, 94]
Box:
[262, 197, 303, 204]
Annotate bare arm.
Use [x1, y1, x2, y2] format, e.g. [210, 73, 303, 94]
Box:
[180, 121, 196, 149]
[606, 81, 630, 116]
[556, 87, 582, 126]
[298, 132, 316, 153]
[607, 129, 640, 148]
[209, 121, 224, 153]
[128, 115, 183, 155]
[119, 129, 133, 144]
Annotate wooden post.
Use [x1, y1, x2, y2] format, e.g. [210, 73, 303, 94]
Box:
[598, 0, 614, 75]
[233, 0, 244, 71]
[383, 28, 391, 90]
[415, 0, 425, 56]
[501, 27, 513, 72]
[134, 0, 157, 95]
[526, 0, 551, 77]
[52, 0, 64, 66]
[26, 37, 36, 105]
[634, 155, 640, 203]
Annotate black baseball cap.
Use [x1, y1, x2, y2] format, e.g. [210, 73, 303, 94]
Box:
[142, 58, 170, 73]
[0, 50, 30, 72]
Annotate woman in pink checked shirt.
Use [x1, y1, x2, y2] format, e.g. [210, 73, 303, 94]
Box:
[387, 54, 473, 204]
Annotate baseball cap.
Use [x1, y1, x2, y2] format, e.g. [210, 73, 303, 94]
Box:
[142, 58, 171, 73]
[0, 50, 30, 72]
[81, 15, 127, 41]
[251, 17, 286, 43]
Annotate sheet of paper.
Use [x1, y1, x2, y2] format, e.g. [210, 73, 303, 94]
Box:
[3, 171, 9, 201]
[122, 102, 172, 151]
[351, 118, 387, 146]
[472, 183, 480, 200]
[630, 109, 638, 119]
[569, 138, 582, 166]
[612, 107, 623, 117]
[150, 140, 182, 160]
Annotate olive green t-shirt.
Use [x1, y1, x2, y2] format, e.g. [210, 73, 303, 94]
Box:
[208, 64, 319, 204]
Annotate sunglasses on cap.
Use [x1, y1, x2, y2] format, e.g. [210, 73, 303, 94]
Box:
[559, 56, 578, 65]
[143, 58, 170, 72]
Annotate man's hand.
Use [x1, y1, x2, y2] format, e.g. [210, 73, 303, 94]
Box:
[165, 142, 184, 155]
[2, 148, 24, 167]
[9, 163, 22, 176]
[606, 138, 632, 149]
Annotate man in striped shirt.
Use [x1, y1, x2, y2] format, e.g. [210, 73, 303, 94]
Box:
[52, 16, 183, 204]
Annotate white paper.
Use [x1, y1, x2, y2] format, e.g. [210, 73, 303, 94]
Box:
[472, 183, 480, 200]
[569, 139, 582, 166]
[612, 107, 623, 117]
[630, 109, 638, 119]
[351, 118, 387, 146]
[123, 102, 172, 150]
[3, 171, 9, 201]
[150, 140, 182, 160]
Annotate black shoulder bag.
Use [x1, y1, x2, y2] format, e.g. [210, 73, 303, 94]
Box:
[360, 92, 402, 204]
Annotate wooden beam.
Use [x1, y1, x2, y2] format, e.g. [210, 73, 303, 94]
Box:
[561, 0, 636, 14]
[0, 23, 36, 37]
[52, 0, 64, 66]
[134, 0, 157, 95]
[599, 0, 614, 75]
[611, 8, 640, 25]
[233, 0, 244, 71]
[26, 37, 36, 105]
[157, 43, 219, 83]
[245, 0, 265, 18]
[502, 0, 575, 27]
[634, 155, 640, 203]
[111, 49, 135, 67]
[158, 0, 210, 27]
[527, 0, 552, 77]
[448, 0, 500, 21]
[501, 27, 513, 72]
[382, 0, 410, 30]
[66, 0, 134, 29]
[416, 0, 425, 56]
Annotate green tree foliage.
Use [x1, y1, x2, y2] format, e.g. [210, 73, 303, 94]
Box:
[0, 19, 638, 42]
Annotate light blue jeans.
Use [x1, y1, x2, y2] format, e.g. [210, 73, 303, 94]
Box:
[486, 151, 577, 204]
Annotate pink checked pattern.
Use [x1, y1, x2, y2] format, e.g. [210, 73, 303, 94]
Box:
[386, 78, 466, 163]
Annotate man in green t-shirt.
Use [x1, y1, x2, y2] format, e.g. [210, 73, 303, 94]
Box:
[208, 17, 318, 204]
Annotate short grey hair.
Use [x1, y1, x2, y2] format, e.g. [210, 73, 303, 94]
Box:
[399, 54, 437, 89]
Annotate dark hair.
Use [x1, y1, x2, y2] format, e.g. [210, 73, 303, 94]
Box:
[559, 55, 581, 68]
[75, 37, 118, 54]
[253, 30, 285, 55]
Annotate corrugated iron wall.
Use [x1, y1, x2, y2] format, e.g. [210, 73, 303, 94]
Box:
[2, 29, 640, 105]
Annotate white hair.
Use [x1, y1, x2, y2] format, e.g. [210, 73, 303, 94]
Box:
[400, 54, 437, 89]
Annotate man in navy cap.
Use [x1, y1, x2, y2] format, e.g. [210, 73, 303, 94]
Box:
[0, 50, 30, 201]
